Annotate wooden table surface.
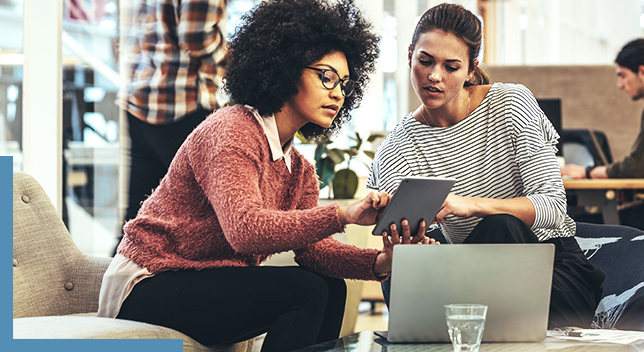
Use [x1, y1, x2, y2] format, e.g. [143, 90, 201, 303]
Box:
[563, 178, 644, 189]
[563, 178, 644, 225]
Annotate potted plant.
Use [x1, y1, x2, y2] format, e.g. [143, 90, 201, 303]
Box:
[310, 132, 385, 199]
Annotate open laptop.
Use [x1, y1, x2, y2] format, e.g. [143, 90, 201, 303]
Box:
[378, 243, 554, 343]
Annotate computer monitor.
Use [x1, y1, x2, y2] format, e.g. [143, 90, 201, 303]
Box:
[537, 98, 562, 156]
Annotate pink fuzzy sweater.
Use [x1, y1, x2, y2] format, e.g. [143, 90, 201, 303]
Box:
[118, 105, 381, 281]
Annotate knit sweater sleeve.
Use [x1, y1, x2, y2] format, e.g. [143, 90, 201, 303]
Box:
[187, 107, 344, 255]
[293, 170, 381, 281]
[294, 238, 381, 281]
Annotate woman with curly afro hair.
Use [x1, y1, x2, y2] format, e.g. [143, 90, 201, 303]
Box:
[226, 0, 377, 141]
[98, 0, 436, 351]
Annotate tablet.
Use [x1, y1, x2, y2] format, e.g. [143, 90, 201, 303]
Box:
[372, 176, 456, 236]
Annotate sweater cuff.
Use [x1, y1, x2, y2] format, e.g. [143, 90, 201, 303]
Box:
[330, 202, 347, 233]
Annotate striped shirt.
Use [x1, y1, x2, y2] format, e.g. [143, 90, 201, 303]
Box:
[118, 0, 228, 124]
[367, 83, 576, 243]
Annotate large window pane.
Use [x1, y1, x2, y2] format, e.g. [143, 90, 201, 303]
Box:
[0, 0, 24, 171]
[62, 0, 120, 257]
[481, 0, 642, 65]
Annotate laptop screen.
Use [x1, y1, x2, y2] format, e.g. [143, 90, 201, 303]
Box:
[537, 98, 562, 156]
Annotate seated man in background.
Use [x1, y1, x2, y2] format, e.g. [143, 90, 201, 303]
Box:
[561, 38, 644, 230]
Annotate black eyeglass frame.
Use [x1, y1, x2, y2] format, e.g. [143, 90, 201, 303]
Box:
[305, 66, 355, 96]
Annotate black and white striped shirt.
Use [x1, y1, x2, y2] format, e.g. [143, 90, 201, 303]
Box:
[367, 83, 576, 243]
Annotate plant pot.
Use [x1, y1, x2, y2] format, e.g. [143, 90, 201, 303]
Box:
[332, 168, 359, 199]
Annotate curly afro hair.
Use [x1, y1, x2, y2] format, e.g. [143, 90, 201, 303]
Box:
[224, 0, 380, 141]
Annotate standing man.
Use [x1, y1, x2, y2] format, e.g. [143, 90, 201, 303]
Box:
[561, 38, 644, 229]
[115, 0, 229, 254]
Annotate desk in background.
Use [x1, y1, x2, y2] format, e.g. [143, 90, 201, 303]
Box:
[563, 179, 644, 225]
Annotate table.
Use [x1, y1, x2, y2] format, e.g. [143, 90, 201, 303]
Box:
[563, 179, 644, 225]
[291, 331, 644, 352]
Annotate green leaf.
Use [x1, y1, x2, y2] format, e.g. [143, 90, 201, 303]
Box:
[351, 133, 363, 151]
[295, 131, 310, 144]
[316, 157, 336, 189]
[314, 144, 327, 161]
[367, 133, 386, 142]
[342, 149, 358, 158]
[326, 149, 346, 164]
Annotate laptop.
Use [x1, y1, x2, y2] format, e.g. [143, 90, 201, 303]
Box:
[378, 243, 554, 343]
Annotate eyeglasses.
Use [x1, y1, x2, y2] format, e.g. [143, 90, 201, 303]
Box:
[305, 67, 355, 96]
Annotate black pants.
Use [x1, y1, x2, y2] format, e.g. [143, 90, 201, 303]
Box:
[382, 214, 605, 329]
[117, 266, 346, 352]
[113, 109, 210, 255]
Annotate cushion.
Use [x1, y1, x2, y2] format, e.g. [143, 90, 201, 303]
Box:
[575, 222, 644, 330]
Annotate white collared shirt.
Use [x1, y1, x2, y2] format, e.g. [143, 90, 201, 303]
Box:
[246, 105, 293, 173]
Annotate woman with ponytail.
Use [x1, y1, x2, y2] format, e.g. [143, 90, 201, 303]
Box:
[368, 3, 605, 329]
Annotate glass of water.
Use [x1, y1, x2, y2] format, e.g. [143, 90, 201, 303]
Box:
[444, 304, 488, 352]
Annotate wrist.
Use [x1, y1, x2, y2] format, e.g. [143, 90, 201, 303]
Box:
[375, 271, 391, 280]
[337, 205, 348, 226]
[373, 252, 391, 277]
[585, 166, 594, 179]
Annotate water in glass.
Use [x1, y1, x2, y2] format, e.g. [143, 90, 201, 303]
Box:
[446, 314, 485, 351]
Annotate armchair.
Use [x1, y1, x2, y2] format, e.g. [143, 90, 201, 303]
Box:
[12, 171, 253, 352]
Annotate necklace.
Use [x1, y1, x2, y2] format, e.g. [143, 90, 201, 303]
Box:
[419, 106, 432, 126]
[418, 92, 471, 126]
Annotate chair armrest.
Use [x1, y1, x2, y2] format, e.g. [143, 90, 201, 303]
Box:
[68, 254, 112, 314]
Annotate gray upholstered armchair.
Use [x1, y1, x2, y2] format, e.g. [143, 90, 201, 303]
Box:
[12, 171, 253, 352]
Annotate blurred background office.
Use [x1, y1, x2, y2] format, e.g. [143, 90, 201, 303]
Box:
[1, 0, 644, 258]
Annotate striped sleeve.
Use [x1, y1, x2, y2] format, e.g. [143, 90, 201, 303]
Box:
[505, 85, 569, 231]
[366, 130, 412, 195]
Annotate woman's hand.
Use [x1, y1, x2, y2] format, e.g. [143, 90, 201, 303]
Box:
[560, 164, 586, 179]
[373, 219, 439, 276]
[338, 191, 391, 226]
[435, 193, 480, 223]
[435, 193, 536, 227]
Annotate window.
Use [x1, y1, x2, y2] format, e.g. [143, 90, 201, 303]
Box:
[0, 0, 24, 171]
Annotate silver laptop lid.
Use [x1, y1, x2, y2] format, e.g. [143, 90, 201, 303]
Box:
[387, 244, 554, 343]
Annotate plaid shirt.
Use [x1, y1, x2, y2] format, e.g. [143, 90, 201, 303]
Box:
[119, 0, 229, 124]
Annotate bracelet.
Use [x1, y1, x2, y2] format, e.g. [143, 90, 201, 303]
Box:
[375, 271, 391, 279]
[585, 166, 594, 179]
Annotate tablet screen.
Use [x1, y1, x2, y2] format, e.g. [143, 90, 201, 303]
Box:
[372, 177, 456, 236]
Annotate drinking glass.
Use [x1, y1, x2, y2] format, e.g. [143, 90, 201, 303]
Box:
[444, 304, 488, 352]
